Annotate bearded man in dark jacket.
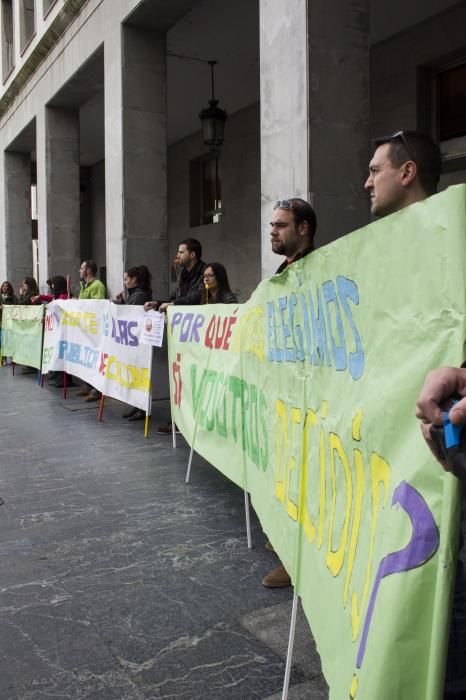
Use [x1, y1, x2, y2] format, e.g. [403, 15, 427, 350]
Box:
[144, 238, 206, 313]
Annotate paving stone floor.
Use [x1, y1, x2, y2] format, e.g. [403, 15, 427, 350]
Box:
[0, 367, 328, 699]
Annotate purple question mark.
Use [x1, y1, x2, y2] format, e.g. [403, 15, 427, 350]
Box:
[356, 480, 439, 669]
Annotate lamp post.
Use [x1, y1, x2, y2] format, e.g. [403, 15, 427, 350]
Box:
[199, 60, 227, 152]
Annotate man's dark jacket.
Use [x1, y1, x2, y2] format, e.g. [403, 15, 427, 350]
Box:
[171, 259, 206, 305]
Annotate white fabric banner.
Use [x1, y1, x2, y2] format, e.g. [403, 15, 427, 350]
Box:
[42, 300, 156, 411]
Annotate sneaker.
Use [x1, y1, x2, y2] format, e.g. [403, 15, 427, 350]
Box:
[265, 541, 275, 553]
[76, 388, 91, 397]
[262, 564, 291, 588]
[122, 407, 138, 419]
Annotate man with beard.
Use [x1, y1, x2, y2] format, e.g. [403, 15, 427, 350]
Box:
[262, 197, 317, 588]
[145, 238, 205, 312]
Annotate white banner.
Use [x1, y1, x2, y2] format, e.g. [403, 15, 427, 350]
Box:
[42, 300, 156, 411]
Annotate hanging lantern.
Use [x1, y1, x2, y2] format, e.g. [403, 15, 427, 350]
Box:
[199, 61, 227, 152]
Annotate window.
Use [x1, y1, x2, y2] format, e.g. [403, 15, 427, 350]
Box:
[19, 0, 35, 54]
[437, 62, 466, 142]
[190, 155, 222, 227]
[43, 0, 58, 19]
[2, 0, 14, 81]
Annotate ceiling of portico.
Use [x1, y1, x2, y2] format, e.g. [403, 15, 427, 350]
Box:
[52, 0, 464, 167]
[370, 0, 462, 44]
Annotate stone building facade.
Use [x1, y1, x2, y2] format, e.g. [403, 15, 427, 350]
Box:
[0, 0, 465, 300]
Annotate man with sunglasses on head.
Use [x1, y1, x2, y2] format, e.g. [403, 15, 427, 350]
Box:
[262, 197, 317, 589]
[367, 130, 465, 700]
[365, 129, 441, 217]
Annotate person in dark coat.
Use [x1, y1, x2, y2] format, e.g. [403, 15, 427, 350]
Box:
[18, 277, 39, 305]
[113, 265, 152, 306]
[114, 265, 152, 421]
[201, 263, 238, 304]
[144, 238, 205, 313]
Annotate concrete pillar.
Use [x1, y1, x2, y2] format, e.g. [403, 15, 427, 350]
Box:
[36, 106, 80, 288]
[0, 151, 6, 282]
[259, 0, 370, 276]
[105, 24, 168, 298]
[307, 0, 370, 247]
[36, 107, 48, 290]
[3, 150, 32, 289]
[259, 0, 309, 278]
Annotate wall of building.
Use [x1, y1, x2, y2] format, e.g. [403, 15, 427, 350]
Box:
[167, 102, 261, 301]
[89, 158, 106, 274]
[371, 3, 466, 137]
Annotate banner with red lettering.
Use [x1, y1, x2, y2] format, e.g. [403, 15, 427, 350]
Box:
[167, 186, 466, 699]
[42, 300, 162, 410]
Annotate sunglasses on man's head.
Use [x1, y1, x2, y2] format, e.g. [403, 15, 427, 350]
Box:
[377, 130, 416, 162]
[274, 199, 294, 210]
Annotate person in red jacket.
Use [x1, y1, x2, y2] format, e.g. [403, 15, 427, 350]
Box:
[31, 275, 69, 303]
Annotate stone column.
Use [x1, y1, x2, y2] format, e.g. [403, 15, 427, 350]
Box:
[36, 107, 48, 290]
[104, 24, 168, 298]
[36, 106, 80, 288]
[307, 0, 370, 247]
[259, 0, 309, 279]
[2, 150, 32, 290]
[259, 0, 370, 275]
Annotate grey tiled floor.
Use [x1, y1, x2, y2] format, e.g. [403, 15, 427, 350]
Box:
[0, 368, 327, 699]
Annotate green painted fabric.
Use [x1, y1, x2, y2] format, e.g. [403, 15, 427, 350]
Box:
[167, 185, 466, 699]
[1, 304, 44, 369]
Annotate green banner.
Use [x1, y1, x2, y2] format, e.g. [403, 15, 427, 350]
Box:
[168, 185, 466, 699]
[1, 305, 44, 369]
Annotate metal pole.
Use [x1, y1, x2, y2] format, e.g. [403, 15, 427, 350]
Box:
[282, 593, 298, 700]
[244, 491, 252, 549]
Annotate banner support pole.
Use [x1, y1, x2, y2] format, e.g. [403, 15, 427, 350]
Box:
[172, 420, 177, 449]
[281, 593, 298, 700]
[244, 491, 252, 549]
[144, 378, 152, 438]
[186, 445, 194, 484]
[98, 394, 105, 422]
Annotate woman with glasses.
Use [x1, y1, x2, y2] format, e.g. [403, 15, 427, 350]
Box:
[202, 263, 238, 304]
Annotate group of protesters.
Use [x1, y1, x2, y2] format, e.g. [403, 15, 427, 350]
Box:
[0, 244, 237, 411]
[1, 127, 465, 697]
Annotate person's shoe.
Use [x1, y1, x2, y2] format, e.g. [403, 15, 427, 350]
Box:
[54, 375, 74, 388]
[265, 541, 275, 552]
[157, 422, 180, 434]
[84, 389, 100, 402]
[262, 564, 291, 588]
[20, 366, 35, 375]
[76, 387, 91, 397]
[122, 407, 138, 419]
[128, 409, 145, 422]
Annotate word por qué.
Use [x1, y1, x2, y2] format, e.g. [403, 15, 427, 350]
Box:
[171, 311, 237, 351]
